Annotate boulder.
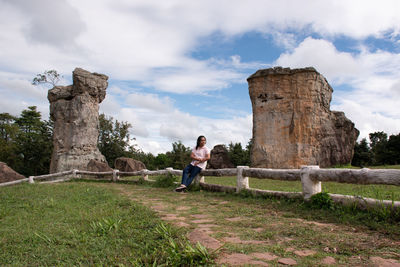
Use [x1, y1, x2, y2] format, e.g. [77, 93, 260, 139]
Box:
[248, 67, 359, 168]
[48, 68, 108, 173]
[86, 159, 113, 172]
[207, 145, 235, 169]
[114, 157, 146, 172]
[0, 162, 25, 183]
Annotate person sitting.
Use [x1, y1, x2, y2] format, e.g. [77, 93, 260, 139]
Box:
[175, 136, 210, 192]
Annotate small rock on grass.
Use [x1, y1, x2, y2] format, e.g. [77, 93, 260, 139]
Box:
[278, 258, 297, 265]
[251, 252, 278, 261]
[294, 249, 316, 257]
[321, 256, 336, 265]
[370, 256, 400, 267]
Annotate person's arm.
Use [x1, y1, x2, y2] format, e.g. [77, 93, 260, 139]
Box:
[197, 152, 210, 163]
[190, 152, 201, 161]
[191, 151, 209, 163]
[201, 153, 210, 162]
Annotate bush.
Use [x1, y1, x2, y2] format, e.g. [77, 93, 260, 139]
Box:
[309, 192, 335, 210]
[153, 173, 178, 188]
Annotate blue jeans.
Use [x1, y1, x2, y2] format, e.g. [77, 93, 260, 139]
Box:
[181, 164, 202, 187]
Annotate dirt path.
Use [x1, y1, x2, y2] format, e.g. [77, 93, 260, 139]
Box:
[107, 183, 400, 266]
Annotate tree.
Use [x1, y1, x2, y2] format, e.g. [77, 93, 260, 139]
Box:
[32, 70, 61, 87]
[98, 114, 137, 167]
[369, 131, 389, 165]
[245, 138, 253, 166]
[227, 140, 252, 167]
[166, 141, 191, 169]
[386, 133, 400, 165]
[153, 153, 172, 169]
[15, 106, 53, 176]
[0, 113, 20, 170]
[351, 138, 373, 167]
[0, 107, 53, 176]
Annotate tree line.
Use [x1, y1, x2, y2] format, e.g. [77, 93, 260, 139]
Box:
[0, 107, 53, 176]
[98, 113, 253, 170]
[352, 131, 400, 167]
[0, 107, 252, 176]
[1, 106, 398, 176]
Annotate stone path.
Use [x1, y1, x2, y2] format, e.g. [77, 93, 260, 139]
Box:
[109, 184, 400, 266]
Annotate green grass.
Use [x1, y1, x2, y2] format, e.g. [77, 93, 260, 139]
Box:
[118, 183, 400, 266]
[0, 183, 213, 266]
[332, 164, 400, 169]
[205, 176, 400, 201]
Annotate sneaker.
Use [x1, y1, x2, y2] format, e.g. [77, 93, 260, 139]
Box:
[175, 184, 186, 192]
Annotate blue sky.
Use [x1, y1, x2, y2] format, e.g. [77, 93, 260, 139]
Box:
[1, 0, 400, 154]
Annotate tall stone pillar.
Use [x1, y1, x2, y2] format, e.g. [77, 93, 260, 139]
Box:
[248, 67, 359, 169]
[48, 68, 108, 173]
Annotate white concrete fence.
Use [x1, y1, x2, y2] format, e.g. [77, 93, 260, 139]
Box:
[1, 166, 400, 210]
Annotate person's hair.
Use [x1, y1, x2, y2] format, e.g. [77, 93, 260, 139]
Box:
[196, 135, 206, 150]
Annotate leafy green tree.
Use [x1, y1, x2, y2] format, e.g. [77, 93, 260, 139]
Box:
[0, 113, 20, 170]
[245, 138, 253, 166]
[227, 141, 252, 167]
[369, 131, 389, 165]
[386, 133, 400, 165]
[32, 70, 61, 87]
[351, 138, 373, 167]
[129, 149, 157, 170]
[153, 153, 172, 169]
[166, 141, 191, 169]
[98, 114, 137, 167]
[14, 106, 53, 176]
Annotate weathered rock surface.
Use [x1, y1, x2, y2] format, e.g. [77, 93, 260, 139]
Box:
[248, 67, 359, 168]
[114, 157, 146, 172]
[0, 162, 25, 183]
[86, 159, 113, 172]
[207, 145, 234, 169]
[48, 68, 109, 173]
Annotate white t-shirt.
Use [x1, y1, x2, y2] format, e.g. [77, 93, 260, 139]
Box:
[190, 146, 210, 169]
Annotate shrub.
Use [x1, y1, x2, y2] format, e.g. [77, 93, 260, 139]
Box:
[309, 192, 334, 210]
[153, 173, 178, 188]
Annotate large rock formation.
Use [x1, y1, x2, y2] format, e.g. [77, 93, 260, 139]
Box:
[87, 159, 113, 172]
[0, 162, 25, 183]
[114, 157, 146, 172]
[48, 68, 108, 173]
[248, 67, 359, 168]
[207, 145, 234, 169]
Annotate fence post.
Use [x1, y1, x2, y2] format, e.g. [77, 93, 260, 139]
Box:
[112, 169, 119, 182]
[237, 166, 249, 193]
[142, 169, 149, 181]
[194, 174, 205, 186]
[28, 176, 34, 184]
[301, 165, 321, 200]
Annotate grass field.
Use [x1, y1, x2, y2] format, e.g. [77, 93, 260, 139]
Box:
[204, 176, 400, 201]
[0, 183, 212, 266]
[1, 177, 400, 266]
[119, 165, 400, 201]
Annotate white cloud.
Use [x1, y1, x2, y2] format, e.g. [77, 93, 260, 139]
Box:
[4, 0, 86, 47]
[276, 38, 361, 83]
[1, 0, 400, 155]
[275, 37, 400, 140]
[126, 93, 174, 112]
[332, 99, 400, 140]
[98, 90, 252, 154]
[2, 0, 400, 96]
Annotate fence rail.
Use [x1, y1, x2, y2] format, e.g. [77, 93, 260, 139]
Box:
[1, 166, 399, 210]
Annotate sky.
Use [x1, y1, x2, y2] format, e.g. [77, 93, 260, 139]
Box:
[1, 0, 400, 155]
